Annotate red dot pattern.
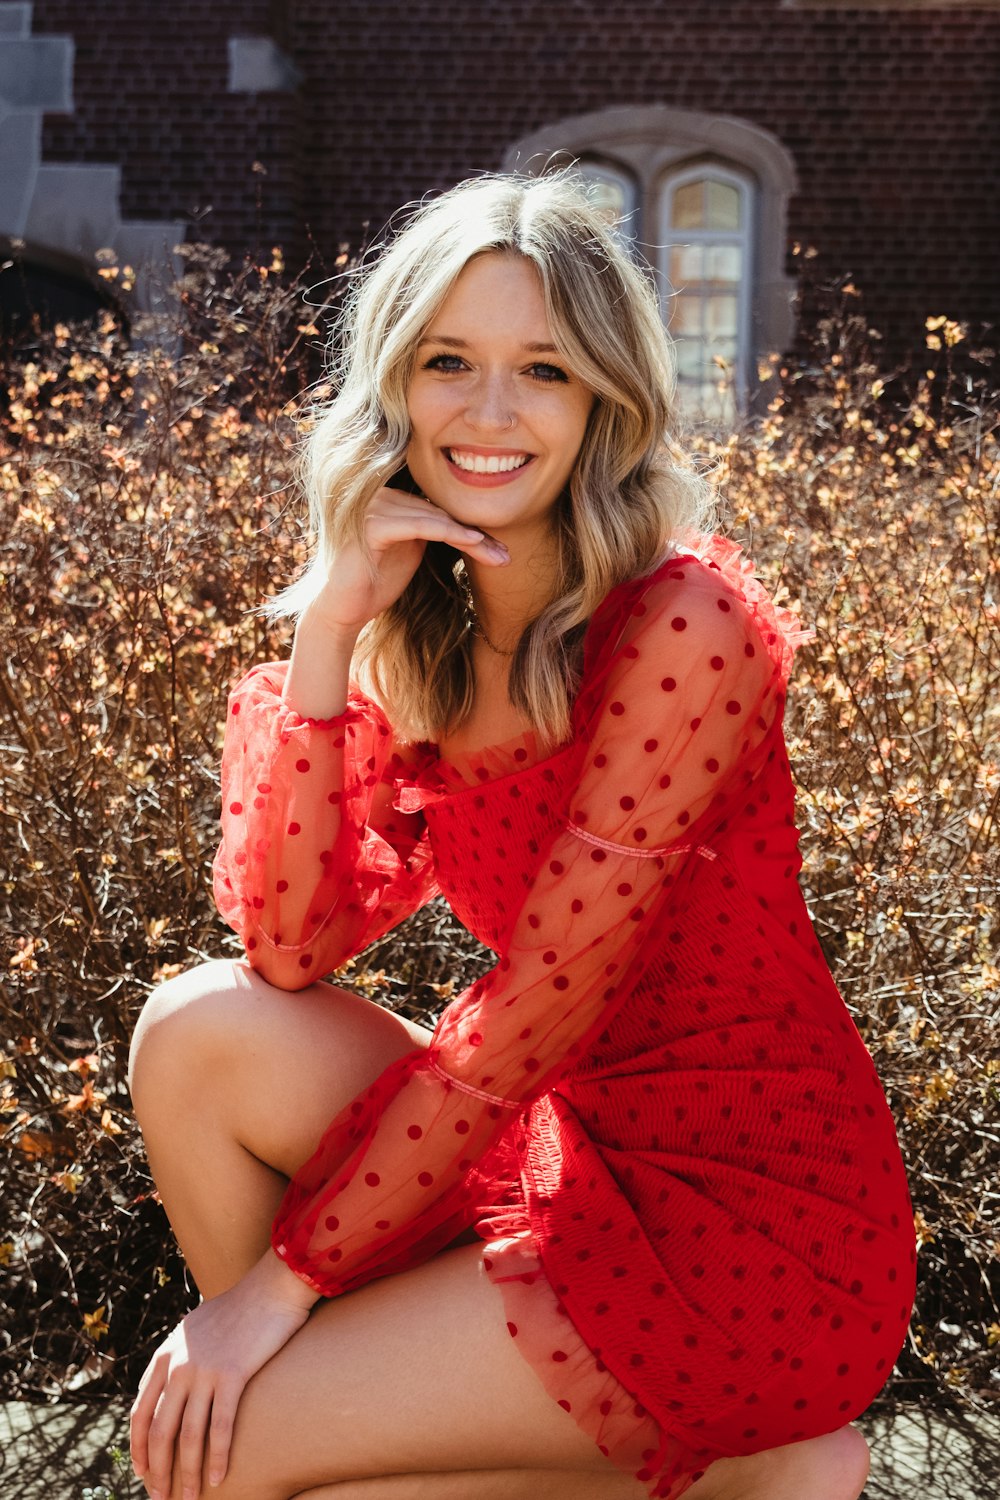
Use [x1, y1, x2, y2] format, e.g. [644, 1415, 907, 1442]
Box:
[214, 537, 916, 1499]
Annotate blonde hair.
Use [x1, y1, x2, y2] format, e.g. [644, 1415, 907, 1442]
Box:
[272, 170, 715, 745]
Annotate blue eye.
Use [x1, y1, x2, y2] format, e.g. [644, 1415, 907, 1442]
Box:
[530, 362, 569, 383]
[423, 353, 465, 372]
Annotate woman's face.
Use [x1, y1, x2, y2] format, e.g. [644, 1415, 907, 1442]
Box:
[405, 252, 595, 546]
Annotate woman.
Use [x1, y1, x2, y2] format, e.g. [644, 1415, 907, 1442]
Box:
[127, 172, 916, 1500]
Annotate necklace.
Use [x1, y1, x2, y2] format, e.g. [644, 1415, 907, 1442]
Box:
[460, 587, 517, 657]
[467, 609, 517, 657]
[457, 564, 519, 657]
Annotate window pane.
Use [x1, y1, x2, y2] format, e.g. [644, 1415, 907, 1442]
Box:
[660, 168, 751, 425]
[670, 293, 706, 337]
[706, 179, 741, 231]
[680, 380, 737, 426]
[586, 177, 628, 224]
[672, 180, 704, 229]
[707, 295, 739, 338]
[708, 338, 739, 367]
[674, 339, 705, 378]
[705, 244, 743, 284]
[669, 243, 705, 285]
[579, 163, 635, 230]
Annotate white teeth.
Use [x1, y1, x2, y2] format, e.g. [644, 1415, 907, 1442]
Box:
[448, 450, 530, 474]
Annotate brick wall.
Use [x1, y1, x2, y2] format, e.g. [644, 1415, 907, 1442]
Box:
[32, 0, 302, 260]
[25, 0, 1000, 363]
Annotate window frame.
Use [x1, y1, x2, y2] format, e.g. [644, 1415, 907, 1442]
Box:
[658, 161, 756, 419]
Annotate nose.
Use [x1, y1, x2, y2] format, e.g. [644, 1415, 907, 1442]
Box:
[464, 371, 517, 431]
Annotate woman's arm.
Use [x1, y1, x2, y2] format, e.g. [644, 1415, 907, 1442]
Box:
[129, 1245, 318, 1498]
[280, 600, 358, 720]
[213, 487, 510, 990]
[212, 660, 439, 989]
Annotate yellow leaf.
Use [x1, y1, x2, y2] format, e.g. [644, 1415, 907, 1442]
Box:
[145, 916, 170, 946]
[82, 1306, 110, 1342]
[52, 1169, 84, 1194]
[151, 962, 184, 985]
[913, 1211, 936, 1248]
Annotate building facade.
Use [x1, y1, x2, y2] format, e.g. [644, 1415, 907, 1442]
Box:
[2, 0, 998, 407]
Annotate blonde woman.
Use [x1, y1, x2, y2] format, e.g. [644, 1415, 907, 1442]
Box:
[127, 173, 915, 1500]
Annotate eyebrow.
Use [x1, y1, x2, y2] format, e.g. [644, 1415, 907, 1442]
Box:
[417, 334, 560, 355]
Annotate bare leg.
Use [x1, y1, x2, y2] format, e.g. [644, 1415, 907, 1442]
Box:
[290, 1424, 871, 1498]
[122, 1233, 869, 1500]
[293, 1471, 645, 1498]
[128, 958, 436, 1297]
[289, 1424, 870, 1497]
[128, 960, 870, 1500]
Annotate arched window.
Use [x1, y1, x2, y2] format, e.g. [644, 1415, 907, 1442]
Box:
[659, 166, 754, 421]
[505, 106, 797, 428]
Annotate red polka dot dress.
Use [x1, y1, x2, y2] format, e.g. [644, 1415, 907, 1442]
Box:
[213, 535, 917, 1497]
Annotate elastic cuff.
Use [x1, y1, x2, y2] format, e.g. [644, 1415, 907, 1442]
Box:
[270, 1236, 339, 1298]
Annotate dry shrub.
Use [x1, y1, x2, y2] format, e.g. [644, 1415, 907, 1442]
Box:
[0, 260, 996, 1407]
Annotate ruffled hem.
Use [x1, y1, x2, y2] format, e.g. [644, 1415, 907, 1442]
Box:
[477, 1218, 712, 1500]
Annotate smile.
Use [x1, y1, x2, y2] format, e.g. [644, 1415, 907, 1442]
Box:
[445, 448, 533, 475]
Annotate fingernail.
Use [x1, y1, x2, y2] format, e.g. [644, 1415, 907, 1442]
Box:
[210, 1474, 224, 1488]
[488, 542, 509, 561]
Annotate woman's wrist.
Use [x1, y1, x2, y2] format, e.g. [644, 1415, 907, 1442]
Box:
[249, 1244, 323, 1312]
[281, 606, 360, 720]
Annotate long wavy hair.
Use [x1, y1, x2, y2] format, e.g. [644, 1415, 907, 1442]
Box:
[270, 170, 715, 745]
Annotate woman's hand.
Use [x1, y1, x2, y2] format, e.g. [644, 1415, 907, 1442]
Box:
[280, 482, 511, 719]
[130, 1250, 318, 1500]
[306, 483, 509, 637]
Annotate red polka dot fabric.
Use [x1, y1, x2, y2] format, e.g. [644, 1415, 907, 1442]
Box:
[213, 535, 917, 1498]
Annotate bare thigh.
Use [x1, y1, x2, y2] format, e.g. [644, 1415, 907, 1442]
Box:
[163, 1242, 637, 1500]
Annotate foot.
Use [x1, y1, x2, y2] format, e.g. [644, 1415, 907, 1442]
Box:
[685, 1425, 870, 1500]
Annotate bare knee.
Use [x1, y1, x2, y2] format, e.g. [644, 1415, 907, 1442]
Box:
[831, 1425, 870, 1500]
[127, 957, 250, 1104]
[689, 1423, 870, 1500]
[128, 958, 433, 1178]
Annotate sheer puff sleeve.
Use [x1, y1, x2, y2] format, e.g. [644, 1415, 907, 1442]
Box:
[271, 542, 812, 1297]
[212, 661, 438, 992]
